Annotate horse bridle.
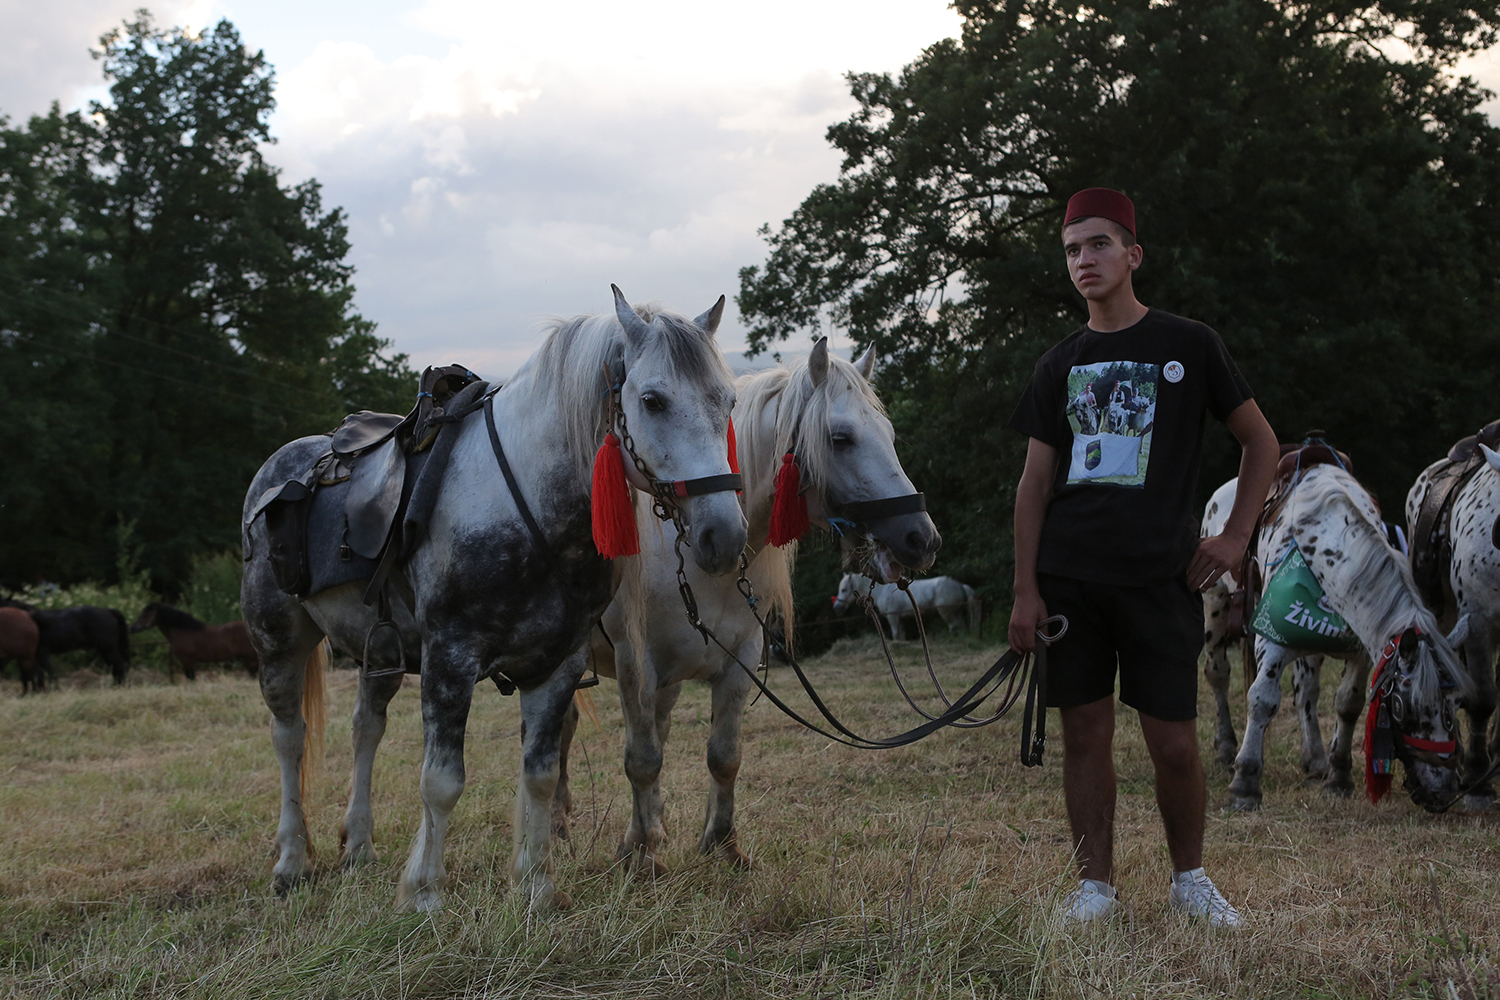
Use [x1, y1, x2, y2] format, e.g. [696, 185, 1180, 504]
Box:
[608, 380, 743, 522]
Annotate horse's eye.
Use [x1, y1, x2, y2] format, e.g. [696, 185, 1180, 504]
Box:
[831, 432, 854, 449]
[641, 392, 666, 413]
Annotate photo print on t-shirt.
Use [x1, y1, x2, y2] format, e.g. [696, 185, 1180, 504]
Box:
[1063, 361, 1159, 487]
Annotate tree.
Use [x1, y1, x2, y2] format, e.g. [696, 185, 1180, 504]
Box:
[739, 0, 1500, 612]
[0, 13, 414, 588]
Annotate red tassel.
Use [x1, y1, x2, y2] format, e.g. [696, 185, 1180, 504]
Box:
[727, 418, 740, 475]
[591, 433, 639, 558]
[1364, 689, 1392, 805]
[767, 452, 809, 546]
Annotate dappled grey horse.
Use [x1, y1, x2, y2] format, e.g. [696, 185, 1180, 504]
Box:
[241, 287, 746, 911]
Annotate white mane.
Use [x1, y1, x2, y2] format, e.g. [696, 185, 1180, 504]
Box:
[1277, 464, 1471, 708]
[731, 354, 886, 646]
[510, 306, 734, 484]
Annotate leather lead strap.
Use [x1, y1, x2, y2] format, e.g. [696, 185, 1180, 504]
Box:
[1021, 638, 1048, 766]
[485, 393, 558, 566]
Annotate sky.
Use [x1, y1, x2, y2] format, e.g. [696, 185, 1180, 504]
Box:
[0, 0, 966, 376]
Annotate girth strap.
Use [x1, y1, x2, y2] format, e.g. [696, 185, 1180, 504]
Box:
[832, 492, 926, 523]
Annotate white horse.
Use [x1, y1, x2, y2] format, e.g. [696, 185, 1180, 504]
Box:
[832, 573, 979, 637]
[241, 288, 746, 912]
[1201, 478, 1325, 771]
[575, 340, 941, 871]
[1406, 442, 1500, 798]
[1225, 463, 1473, 811]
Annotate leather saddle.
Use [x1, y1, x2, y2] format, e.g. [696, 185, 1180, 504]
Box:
[245, 365, 489, 600]
[1411, 417, 1500, 609]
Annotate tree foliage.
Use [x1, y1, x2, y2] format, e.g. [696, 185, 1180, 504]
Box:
[740, 0, 1500, 610]
[0, 14, 413, 588]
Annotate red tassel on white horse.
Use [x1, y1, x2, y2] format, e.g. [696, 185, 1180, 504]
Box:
[591, 432, 639, 558]
[767, 452, 809, 546]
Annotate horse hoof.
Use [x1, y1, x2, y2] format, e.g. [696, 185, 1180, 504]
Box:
[553, 890, 574, 911]
[551, 819, 571, 840]
[339, 845, 375, 870]
[720, 845, 752, 870]
[272, 873, 300, 898]
[1226, 795, 1261, 812]
[395, 885, 443, 913]
[1214, 751, 1236, 770]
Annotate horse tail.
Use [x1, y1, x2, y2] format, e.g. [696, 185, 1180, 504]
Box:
[299, 640, 328, 821]
[111, 609, 131, 664]
[573, 687, 600, 727]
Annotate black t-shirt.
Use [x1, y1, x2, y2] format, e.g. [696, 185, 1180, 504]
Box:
[1009, 309, 1253, 585]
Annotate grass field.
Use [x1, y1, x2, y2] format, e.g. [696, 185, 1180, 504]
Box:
[2, 636, 1498, 998]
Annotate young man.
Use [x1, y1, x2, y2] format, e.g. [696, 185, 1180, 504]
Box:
[1008, 188, 1278, 927]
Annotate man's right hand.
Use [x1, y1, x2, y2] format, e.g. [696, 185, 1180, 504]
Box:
[1008, 589, 1049, 653]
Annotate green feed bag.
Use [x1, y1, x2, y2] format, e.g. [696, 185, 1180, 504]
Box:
[1249, 547, 1361, 653]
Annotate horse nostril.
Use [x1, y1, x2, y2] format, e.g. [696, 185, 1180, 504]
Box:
[698, 527, 718, 562]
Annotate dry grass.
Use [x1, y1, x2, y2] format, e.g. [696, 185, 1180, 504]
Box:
[1, 635, 1498, 998]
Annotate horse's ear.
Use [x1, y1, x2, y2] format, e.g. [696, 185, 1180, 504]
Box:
[854, 343, 876, 380]
[611, 284, 652, 347]
[808, 337, 829, 388]
[1482, 443, 1500, 473]
[693, 296, 725, 336]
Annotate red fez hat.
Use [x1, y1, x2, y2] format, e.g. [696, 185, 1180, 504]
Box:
[1064, 187, 1135, 236]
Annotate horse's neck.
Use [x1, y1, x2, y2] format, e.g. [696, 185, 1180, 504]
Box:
[489, 377, 593, 509]
[1275, 485, 1414, 649]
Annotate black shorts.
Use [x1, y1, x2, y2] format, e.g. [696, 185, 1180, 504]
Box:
[1036, 573, 1204, 722]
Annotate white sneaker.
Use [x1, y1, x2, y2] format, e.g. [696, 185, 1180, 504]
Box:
[1061, 878, 1118, 923]
[1169, 868, 1243, 928]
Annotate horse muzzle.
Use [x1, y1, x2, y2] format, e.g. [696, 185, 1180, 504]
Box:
[684, 492, 748, 577]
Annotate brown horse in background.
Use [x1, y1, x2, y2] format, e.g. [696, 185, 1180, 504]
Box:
[0, 607, 43, 693]
[129, 603, 259, 680]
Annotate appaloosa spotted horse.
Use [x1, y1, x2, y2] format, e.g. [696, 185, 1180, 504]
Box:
[1406, 441, 1500, 804]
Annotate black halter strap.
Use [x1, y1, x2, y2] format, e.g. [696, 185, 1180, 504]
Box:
[830, 492, 926, 524]
[652, 473, 743, 498]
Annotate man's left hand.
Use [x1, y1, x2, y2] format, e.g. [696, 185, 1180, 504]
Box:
[1187, 533, 1246, 593]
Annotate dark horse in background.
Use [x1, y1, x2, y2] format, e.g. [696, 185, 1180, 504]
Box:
[0, 598, 131, 686]
[130, 603, 258, 680]
[0, 607, 42, 693]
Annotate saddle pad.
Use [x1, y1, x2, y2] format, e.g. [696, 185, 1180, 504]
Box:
[1250, 548, 1360, 653]
[345, 437, 407, 560]
[304, 479, 380, 598]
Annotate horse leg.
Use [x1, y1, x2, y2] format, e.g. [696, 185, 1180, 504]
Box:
[700, 656, 753, 867]
[1323, 654, 1371, 798]
[616, 644, 668, 873]
[1201, 584, 1237, 768]
[396, 638, 484, 913]
[1228, 640, 1295, 810]
[1292, 656, 1329, 779]
[885, 613, 903, 640]
[1460, 624, 1497, 802]
[511, 648, 587, 912]
[552, 698, 580, 839]
[340, 668, 405, 868]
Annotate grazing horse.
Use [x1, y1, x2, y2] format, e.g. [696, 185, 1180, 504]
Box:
[833, 572, 978, 638]
[0, 607, 43, 693]
[245, 288, 745, 912]
[1225, 464, 1473, 811]
[1201, 479, 1325, 771]
[575, 341, 940, 871]
[129, 604, 258, 679]
[0, 599, 131, 684]
[1406, 442, 1500, 800]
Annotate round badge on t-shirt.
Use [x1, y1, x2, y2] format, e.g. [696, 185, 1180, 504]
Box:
[1164, 360, 1185, 383]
